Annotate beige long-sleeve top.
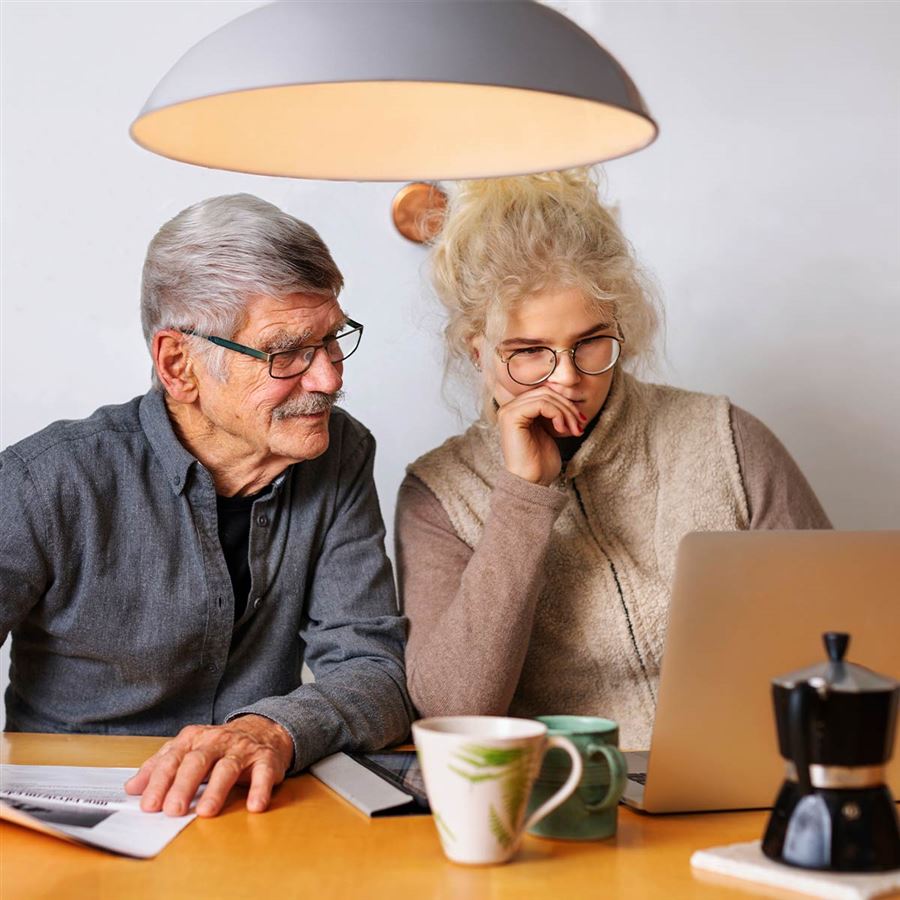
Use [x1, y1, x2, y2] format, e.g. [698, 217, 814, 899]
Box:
[396, 406, 831, 720]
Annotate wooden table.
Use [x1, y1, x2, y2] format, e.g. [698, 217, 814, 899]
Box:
[0, 733, 815, 899]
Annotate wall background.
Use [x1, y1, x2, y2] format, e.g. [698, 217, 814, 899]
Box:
[2, 1, 898, 729]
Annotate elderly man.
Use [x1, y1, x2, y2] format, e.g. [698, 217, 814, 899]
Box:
[0, 194, 412, 817]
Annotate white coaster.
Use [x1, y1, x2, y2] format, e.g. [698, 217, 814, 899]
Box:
[690, 840, 900, 900]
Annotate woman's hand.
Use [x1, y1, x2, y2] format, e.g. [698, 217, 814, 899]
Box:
[495, 385, 586, 485]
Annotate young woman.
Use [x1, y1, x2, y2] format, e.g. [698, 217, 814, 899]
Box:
[395, 170, 830, 749]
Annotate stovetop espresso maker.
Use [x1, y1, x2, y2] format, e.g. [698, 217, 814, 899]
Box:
[763, 632, 900, 871]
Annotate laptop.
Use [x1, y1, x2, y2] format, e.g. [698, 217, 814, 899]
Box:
[621, 530, 900, 813]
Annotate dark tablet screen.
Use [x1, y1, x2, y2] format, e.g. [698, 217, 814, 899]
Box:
[348, 750, 430, 812]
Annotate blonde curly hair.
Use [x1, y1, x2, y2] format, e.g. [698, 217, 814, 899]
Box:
[429, 169, 661, 404]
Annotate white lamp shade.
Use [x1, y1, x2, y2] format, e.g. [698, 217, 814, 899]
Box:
[131, 0, 658, 181]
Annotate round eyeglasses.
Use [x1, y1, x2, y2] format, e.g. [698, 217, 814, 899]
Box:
[497, 334, 623, 386]
[181, 319, 363, 379]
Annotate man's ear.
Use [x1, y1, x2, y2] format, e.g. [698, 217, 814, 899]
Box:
[152, 330, 199, 402]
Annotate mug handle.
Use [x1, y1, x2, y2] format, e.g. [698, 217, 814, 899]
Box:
[581, 742, 628, 813]
[522, 735, 584, 833]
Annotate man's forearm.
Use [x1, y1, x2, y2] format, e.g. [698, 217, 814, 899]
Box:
[226, 657, 413, 773]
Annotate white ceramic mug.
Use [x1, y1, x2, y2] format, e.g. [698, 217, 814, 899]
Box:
[412, 716, 584, 865]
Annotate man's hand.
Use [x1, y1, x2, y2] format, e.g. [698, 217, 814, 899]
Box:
[124, 715, 294, 817]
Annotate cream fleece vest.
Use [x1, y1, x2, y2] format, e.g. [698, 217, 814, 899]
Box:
[408, 371, 750, 749]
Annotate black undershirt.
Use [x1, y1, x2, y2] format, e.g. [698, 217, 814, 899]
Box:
[216, 487, 268, 622]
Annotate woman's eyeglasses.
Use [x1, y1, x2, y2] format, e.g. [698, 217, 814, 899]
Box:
[497, 334, 623, 386]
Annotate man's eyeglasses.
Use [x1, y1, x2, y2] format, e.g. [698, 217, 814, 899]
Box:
[181, 318, 364, 379]
[497, 334, 624, 386]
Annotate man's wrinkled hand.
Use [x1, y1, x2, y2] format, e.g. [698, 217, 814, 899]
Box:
[124, 715, 294, 818]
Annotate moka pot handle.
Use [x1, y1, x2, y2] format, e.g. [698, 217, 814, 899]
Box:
[788, 682, 815, 794]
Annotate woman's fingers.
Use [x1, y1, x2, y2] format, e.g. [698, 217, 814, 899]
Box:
[496, 384, 594, 483]
[497, 388, 587, 485]
[520, 387, 585, 427]
[503, 389, 584, 437]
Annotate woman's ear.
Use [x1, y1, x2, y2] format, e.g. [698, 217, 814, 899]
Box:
[469, 335, 484, 371]
[153, 330, 199, 402]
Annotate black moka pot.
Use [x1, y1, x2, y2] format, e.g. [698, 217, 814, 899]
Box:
[763, 632, 900, 871]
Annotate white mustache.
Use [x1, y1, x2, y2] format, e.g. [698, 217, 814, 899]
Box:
[272, 390, 345, 420]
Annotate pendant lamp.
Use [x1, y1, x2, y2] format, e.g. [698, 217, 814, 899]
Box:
[131, 0, 657, 181]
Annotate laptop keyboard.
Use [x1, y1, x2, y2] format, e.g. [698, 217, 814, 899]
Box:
[627, 772, 647, 785]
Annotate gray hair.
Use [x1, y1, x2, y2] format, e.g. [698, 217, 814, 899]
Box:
[141, 194, 343, 388]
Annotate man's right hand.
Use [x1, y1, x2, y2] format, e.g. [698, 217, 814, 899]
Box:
[495, 385, 586, 486]
[124, 715, 293, 817]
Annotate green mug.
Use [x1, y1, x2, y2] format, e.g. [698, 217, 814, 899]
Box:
[526, 715, 627, 841]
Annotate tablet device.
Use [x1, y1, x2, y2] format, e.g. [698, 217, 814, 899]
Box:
[349, 750, 429, 812]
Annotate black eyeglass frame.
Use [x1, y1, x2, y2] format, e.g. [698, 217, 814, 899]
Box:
[496, 334, 625, 387]
[180, 318, 364, 380]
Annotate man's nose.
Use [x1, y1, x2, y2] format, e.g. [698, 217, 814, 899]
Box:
[300, 347, 343, 394]
[548, 351, 580, 387]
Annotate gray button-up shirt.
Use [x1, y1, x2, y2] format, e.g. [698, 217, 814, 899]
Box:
[0, 390, 413, 773]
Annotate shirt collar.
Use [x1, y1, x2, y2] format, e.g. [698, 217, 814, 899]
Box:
[139, 389, 198, 496]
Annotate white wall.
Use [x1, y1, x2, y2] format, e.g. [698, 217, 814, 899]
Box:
[2, 1, 898, 729]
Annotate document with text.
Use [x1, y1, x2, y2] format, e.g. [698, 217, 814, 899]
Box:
[0, 764, 198, 858]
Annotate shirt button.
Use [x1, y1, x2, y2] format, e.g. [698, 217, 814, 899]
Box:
[256, 513, 269, 527]
[253, 597, 263, 610]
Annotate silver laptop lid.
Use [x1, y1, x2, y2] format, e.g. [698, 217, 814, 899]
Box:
[641, 531, 900, 813]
